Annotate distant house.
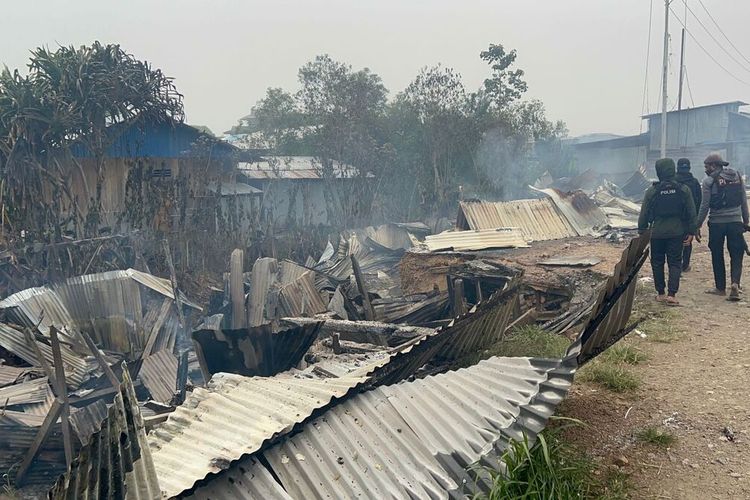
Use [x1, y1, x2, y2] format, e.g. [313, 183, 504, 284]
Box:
[572, 101, 750, 185]
[238, 156, 370, 227]
[69, 118, 260, 234]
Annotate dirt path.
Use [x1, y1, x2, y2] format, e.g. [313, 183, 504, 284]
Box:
[563, 244, 750, 499]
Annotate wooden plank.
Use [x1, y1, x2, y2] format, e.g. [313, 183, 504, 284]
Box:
[49, 327, 72, 469]
[14, 399, 63, 487]
[229, 249, 246, 329]
[81, 332, 120, 390]
[350, 255, 375, 321]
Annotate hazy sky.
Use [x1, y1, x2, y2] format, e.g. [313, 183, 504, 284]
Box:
[3, 1, 750, 137]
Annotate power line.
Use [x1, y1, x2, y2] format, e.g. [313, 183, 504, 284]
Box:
[669, 7, 750, 87]
[696, 0, 750, 67]
[680, 0, 750, 74]
[640, 0, 654, 132]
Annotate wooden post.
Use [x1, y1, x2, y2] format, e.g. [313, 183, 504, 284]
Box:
[22, 328, 58, 389]
[49, 327, 73, 469]
[162, 239, 186, 328]
[229, 249, 246, 329]
[15, 399, 63, 486]
[81, 332, 120, 390]
[175, 350, 189, 405]
[451, 278, 467, 317]
[351, 255, 375, 321]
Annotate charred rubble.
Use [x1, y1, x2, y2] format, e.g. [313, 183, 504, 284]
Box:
[0, 182, 649, 498]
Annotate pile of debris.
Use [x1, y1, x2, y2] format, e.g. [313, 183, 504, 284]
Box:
[0, 213, 652, 499]
[50, 231, 651, 499]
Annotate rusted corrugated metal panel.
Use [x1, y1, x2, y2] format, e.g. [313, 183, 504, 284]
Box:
[0, 323, 94, 389]
[192, 321, 322, 378]
[139, 350, 179, 403]
[70, 399, 109, 445]
[0, 377, 49, 406]
[49, 368, 160, 500]
[532, 187, 608, 236]
[456, 199, 578, 241]
[148, 372, 369, 498]
[278, 271, 328, 317]
[425, 228, 529, 252]
[577, 232, 651, 364]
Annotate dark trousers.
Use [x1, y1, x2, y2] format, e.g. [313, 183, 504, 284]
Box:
[651, 237, 683, 295]
[708, 222, 745, 290]
[682, 241, 693, 271]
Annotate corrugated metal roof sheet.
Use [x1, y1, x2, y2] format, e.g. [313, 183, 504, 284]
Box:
[0, 377, 49, 407]
[434, 281, 520, 362]
[139, 350, 179, 404]
[577, 232, 651, 364]
[247, 258, 279, 327]
[0, 324, 94, 389]
[532, 187, 608, 236]
[191, 352, 575, 499]
[456, 199, 577, 241]
[0, 269, 197, 361]
[425, 228, 529, 252]
[278, 271, 328, 317]
[0, 424, 66, 486]
[238, 156, 361, 180]
[49, 368, 161, 500]
[70, 399, 109, 445]
[0, 365, 32, 388]
[206, 181, 263, 196]
[185, 457, 292, 500]
[148, 372, 370, 498]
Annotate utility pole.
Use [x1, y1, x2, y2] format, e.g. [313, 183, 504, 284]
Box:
[677, 27, 685, 111]
[660, 0, 670, 159]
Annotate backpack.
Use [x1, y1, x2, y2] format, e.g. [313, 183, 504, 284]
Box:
[650, 180, 684, 220]
[709, 168, 744, 210]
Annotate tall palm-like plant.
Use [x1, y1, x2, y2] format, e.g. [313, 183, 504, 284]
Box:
[0, 42, 184, 242]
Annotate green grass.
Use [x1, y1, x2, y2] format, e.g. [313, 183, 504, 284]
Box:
[578, 362, 641, 393]
[636, 427, 677, 447]
[470, 424, 632, 500]
[455, 324, 571, 368]
[600, 344, 649, 365]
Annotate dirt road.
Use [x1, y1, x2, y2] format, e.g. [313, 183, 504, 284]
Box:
[563, 243, 750, 499]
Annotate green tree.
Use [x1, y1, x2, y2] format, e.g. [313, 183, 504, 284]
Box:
[0, 42, 183, 240]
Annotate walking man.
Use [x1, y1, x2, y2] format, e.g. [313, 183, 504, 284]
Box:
[675, 158, 702, 271]
[638, 158, 697, 306]
[696, 152, 749, 301]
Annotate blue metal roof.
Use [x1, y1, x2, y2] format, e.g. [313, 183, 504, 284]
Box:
[72, 120, 236, 159]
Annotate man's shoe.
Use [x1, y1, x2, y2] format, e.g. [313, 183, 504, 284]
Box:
[665, 295, 680, 306]
[728, 284, 741, 302]
[705, 288, 726, 296]
[683, 266, 691, 272]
